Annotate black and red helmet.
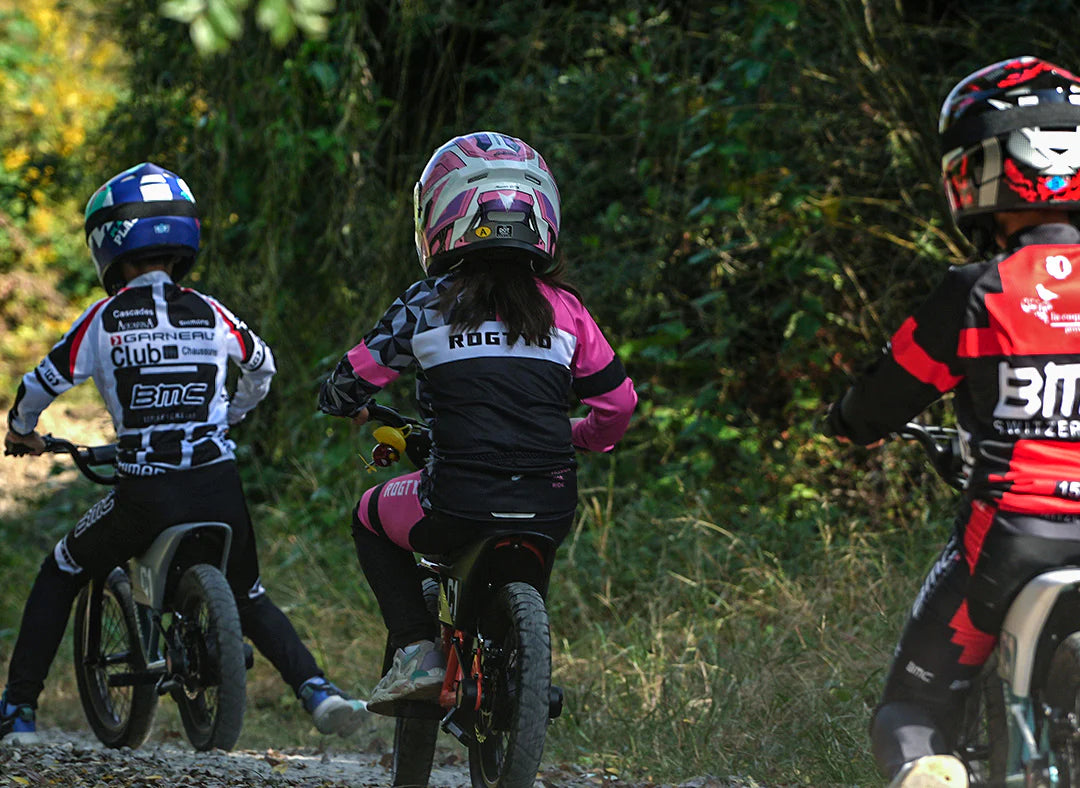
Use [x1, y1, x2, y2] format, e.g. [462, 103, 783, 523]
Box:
[939, 56, 1080, 248]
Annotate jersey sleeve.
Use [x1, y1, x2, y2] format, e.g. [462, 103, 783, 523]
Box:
[832, 265, 978, 445]
[7, 298, 109, 435]
[205, 296, 276, 425]
[560, 291, 638, 452]
[318, 282, 427, 417]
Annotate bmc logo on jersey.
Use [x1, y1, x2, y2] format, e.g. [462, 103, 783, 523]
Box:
[130, 382, 209, 409]
[995, 361, 1080, 418]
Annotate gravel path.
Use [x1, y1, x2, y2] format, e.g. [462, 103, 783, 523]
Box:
[0, 727, 747, 787]
[0, 726, 472, 787]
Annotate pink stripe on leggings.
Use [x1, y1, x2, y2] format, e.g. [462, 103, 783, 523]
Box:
[356, 470, 426, 551]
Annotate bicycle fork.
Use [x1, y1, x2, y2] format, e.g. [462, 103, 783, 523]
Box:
[1003, 690, 1054, 787]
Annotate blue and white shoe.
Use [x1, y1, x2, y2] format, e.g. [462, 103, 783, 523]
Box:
[298, 677, 368, 737]
[0, 693, 41, 746]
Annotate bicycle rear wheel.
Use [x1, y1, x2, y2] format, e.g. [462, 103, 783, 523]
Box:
[1046, 632, 1080, 787]
[72, 567, 158, 748]
[169, 563, 246, 751]
[392, 577, 442, 787]
[468, 581, 551, 788]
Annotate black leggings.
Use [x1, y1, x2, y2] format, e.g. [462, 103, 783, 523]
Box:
[351, 508, 573, 653]
[5, 461, 320, 706]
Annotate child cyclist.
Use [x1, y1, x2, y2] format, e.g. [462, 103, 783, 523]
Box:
[825, 57, 1080, 787]
[318, 131, 637, 712]
[2, 163, 366, 744]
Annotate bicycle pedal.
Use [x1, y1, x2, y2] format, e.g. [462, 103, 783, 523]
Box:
[440, 710, 476, 747]
[549, 685, 564, 719]
[156, 677, 181, 696]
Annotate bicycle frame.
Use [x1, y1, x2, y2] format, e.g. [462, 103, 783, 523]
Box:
[127, 522, 234, 684]
[129, 522, 232, 610]
[418, 531, 559, 737]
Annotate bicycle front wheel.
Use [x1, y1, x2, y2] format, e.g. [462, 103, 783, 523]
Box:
[72, 567, 158, 748]
[468, 581, 551, 788]
[1046, 632, 1080, 787]
[169, 564, 246, 751]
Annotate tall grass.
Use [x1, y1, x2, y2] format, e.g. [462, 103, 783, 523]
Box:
[544, 465, 948, 786]
[0, 433, 951, 785]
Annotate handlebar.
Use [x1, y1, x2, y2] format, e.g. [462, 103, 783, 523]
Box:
[4, 435, 118, 485]
[894, 422, 967, 491]
[361, 401, 431, 472]
[365, 401, 423, 430]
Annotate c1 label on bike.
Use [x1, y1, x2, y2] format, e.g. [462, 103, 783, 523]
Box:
[446, 577, 461, 621]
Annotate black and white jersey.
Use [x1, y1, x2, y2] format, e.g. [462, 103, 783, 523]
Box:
[8, 270, 275, 475]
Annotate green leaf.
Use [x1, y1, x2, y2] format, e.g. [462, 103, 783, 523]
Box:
[161, 0, 207, 23]
[190, 15, 227, 53]
[205, 0, 244, 40]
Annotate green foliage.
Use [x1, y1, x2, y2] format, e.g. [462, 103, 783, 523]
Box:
[8, 0, 1080, 783]
[161, 0, 334, 53]
[0, 0, 125, 398]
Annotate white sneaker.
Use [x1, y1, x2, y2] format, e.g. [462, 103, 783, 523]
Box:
[311, 694, 368, 737]
[889, 754, 969, 788]
[366, 640, 445, 715]
[298, 678, 368, 737]
[0, 730, 42, 746]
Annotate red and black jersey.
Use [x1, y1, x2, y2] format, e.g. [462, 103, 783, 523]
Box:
[834, 222, 1080, 514]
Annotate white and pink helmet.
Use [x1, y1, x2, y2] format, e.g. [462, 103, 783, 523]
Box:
[413, 131, 561, 275]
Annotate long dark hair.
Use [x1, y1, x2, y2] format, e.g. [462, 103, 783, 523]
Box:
[436, 252, 578, 344]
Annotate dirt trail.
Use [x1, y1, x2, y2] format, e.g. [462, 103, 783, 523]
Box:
[0, 727, 742, 787]
[0, 726, 470, 787]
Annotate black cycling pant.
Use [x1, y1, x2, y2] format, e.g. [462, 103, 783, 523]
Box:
[5, 460, 320, 707]
[351, 507, 573, 654]
[871, 499, 1080, 778]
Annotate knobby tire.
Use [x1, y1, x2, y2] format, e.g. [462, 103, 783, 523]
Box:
[955, 654, 1008, 787]
[392, 578, 441, 787]
[72, 567, 157, 748]
[469, 581, 551, 788]
[170, 564, 246, 752]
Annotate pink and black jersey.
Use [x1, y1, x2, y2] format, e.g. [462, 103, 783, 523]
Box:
[319, 275, 637, 520]
[8, 270, 275, 475]
[834, 222, 1080, 514]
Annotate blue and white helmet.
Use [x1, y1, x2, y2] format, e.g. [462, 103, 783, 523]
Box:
[84, 162, 200, 294]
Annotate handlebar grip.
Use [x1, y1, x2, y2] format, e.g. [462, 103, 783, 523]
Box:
[366, 402, 410, 428]
[87, 445, 118, 464]
[3, 443, 33, 457]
